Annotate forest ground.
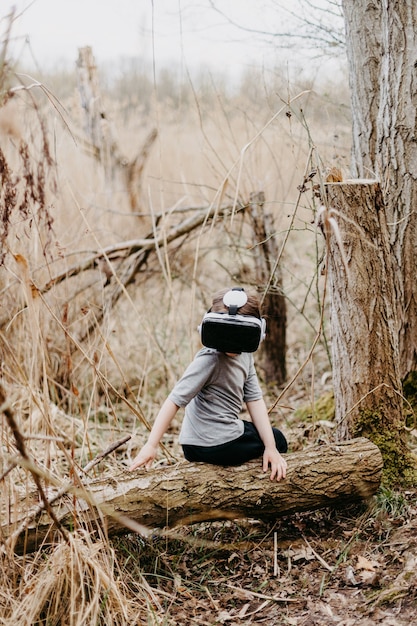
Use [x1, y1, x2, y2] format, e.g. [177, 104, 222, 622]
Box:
[121, 493, 417, 625]
[110, 392, 417, 626]
[1, 33, 416, 623]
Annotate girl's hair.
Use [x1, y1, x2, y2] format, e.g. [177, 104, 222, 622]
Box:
[210, 288, 262, 318]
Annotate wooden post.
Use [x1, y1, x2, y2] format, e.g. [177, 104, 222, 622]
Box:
[76, 46, 157, 213]
[76, 46, 116, 177]
[249, 191, 286, 385]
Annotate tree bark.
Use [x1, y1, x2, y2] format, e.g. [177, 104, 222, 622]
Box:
[342, 1, 382, 179]
[342, 0, 417, 378]
[326, 180, 411, 480]
[3, 438, 382, 554]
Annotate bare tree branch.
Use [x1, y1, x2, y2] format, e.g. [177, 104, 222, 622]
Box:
[41, 202, 247, 295]
[207, 0, 345, 52]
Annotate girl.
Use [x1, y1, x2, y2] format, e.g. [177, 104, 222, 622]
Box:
[129, 288, 287, 481]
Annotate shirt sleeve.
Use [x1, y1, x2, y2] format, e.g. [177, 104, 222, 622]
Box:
[168, 349, 219, 407]
[243, 355, 263, 402]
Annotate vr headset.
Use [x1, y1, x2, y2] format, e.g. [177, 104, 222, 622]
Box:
[199, 288, 266, 353]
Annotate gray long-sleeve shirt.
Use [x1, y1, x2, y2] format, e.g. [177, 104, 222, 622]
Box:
[168, 348, 263, 447]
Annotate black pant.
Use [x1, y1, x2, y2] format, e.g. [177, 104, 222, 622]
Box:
[182, 420, 287, 466]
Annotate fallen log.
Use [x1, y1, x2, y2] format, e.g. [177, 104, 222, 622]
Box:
[2, 438, 382, 554]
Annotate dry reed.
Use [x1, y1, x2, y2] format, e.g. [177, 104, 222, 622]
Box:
[0, 10, 351, 623]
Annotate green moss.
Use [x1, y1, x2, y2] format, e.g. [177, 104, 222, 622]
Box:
[352, 407, 417, 487]
[294, 388, 417, 486]
[294, 391, 335, 422]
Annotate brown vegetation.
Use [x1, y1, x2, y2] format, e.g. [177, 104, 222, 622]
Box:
[1, 12, 417, 625]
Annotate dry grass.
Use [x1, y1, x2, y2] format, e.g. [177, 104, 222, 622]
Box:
[0, 532, 161, 625]
[0, 12, 362, 624]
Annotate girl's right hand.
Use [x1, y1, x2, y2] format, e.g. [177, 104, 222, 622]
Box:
[129, 442, 157, 471]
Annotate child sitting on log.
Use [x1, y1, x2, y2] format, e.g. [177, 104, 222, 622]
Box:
[129, 287, 287, 481]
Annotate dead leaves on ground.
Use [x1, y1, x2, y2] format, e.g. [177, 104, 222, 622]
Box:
[125, 495, 417, 625]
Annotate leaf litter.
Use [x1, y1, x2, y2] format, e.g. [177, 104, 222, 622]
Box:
[109, 485, 417, 625]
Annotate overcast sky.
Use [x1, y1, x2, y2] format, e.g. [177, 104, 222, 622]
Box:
[7, 0, 344, 79]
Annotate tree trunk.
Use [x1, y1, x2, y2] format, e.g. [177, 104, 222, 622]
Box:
[3, 438, 382, 554]
[342, 0, 417, 378]
[326, 180, 411, 480]
[249, 191, 287, 385]
[341, 1, 382, 179]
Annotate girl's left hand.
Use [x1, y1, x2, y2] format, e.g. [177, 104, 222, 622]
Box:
[263, 448, 287, 481]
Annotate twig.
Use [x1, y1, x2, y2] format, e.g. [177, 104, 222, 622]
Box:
[268, 212, 329, 415]
[302, 535, 333, 572]
[260, 145, 315, 307]
[226, 583, 298, 603]
[82, 435, 131, 474]
[231, 90, 311, 223]
[274, 531, 279, 577]
[1, 434, 145, 551]
[0, 385, 70, 545]
[2, 457, 153, 551]
[0, 404, 130, 550]
[35, 291, 177, 462]
[0, 460, 17, 482]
